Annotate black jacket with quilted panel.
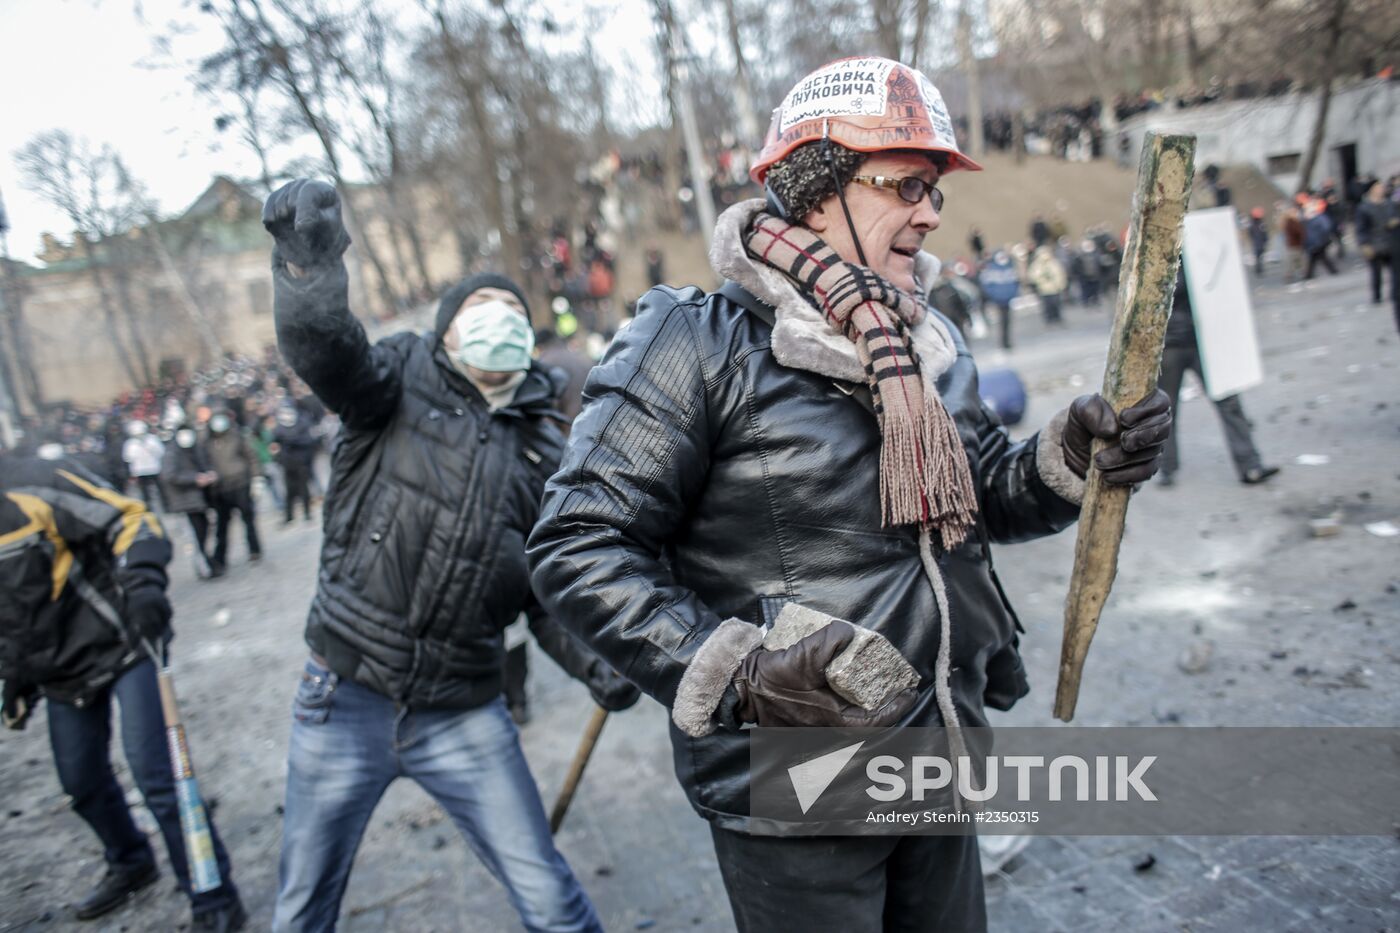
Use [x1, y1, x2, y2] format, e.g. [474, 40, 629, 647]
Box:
[274, 257, 581, 710]
[528, 283, 1082, 830]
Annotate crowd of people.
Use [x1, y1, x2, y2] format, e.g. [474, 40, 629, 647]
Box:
[921, 216, 1124, 351]
[14, 352, 335, 580]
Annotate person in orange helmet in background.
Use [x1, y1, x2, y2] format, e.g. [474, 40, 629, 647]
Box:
[529, 57, 1173, 932]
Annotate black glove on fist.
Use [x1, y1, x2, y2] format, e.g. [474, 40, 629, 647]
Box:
[123, 586, 172, 651]
[732, 620, 917, 728]
[586, 660, 641, 712]
[1062, 389, 1172, 485]
[2, 680, 37, 731]
[262, 179, 352, 272]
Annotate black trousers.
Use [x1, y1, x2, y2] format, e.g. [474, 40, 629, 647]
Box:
[1159, 345, 1263, 479]
[1304, 248, 1338, 278]
[212, 486, 261, 566]
[283, 462, 312, 521]
[711, 825, 986, 933]
[1367, 252, 1394, 304]
[47, 660, 239, 913]
[993, 302, 1012, 350]
[187, 511, 212, 567]
[503, 642, 529, 709]
[134, 474, 164, 512]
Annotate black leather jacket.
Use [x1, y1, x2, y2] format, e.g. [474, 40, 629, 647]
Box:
[528, 283, 1081, 830]
[274, 257, 599, 710]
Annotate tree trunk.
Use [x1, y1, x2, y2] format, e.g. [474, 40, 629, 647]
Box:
[109, 257, 155, 386]
[871, 0, 905, 61]
[956, 7, 984, 157]
[1296, 0, 1347, 192]
[242, 0, 399, 315]
[720, 0, 762, 143]
[910, 0, 930, 71]
[142, 217, 225, 362]
[0, 241, 44, 411]
[79, 241, 143, 387]
[432, 5, 521, 277]
[650, 0, 688, 232]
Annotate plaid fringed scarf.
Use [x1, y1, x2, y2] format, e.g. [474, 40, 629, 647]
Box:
[745, 213, 978, 548]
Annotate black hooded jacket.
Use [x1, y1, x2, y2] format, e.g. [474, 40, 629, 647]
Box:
[273, 259, 592, 709]
[1, 457, 171, 707]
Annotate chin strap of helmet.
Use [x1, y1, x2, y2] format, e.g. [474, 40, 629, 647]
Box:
[822, 119, 869, 267]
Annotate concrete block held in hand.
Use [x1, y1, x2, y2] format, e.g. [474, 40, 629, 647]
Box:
[762, 603, 920, 710]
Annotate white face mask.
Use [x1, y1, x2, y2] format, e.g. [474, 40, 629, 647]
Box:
[451, 300, 535, 373]
[210, 415, 231, 434]
[176, 429, 197, 449]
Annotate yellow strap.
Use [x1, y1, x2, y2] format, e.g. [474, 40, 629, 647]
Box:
[57, 469, 165, 555]
[2, 492, 72, 601]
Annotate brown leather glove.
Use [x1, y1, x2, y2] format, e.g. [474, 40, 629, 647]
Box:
[732, 620, 917, 728]
[1062, 389, 1172, 485]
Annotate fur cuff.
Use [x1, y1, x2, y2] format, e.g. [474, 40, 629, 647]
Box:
[1036, 408, 1086, 506]
[672, 619, 764, 737]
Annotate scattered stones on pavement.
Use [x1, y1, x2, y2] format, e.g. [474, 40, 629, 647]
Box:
[1334, 599, 1358, 611]
[1177, 640, 1214, 675]
[1363, 521, 1399, 538]
[1309, 516, 1343, 538]
[1295, 454, 1331, 466]
[1133, 854, 1157, 873]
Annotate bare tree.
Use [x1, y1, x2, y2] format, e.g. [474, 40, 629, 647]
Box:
[15, 132, 152, 385]
[197, 0, 401, 312]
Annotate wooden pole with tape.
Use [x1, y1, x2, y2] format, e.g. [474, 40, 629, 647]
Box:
[1054, 131, 1197, 722]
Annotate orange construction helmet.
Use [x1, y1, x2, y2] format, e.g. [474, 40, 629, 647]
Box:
[750, 56, 982, 184]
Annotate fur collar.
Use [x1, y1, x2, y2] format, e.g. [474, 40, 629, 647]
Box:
[710, 199, 956, 387]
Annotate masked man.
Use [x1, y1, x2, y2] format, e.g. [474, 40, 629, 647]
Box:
[528, 58, 1171, 931]
[261, 180, 637, 933]
[1, 452, 244, 930]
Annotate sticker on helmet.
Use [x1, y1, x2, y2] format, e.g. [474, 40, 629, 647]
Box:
[778, 58, 897, 133]
[915, 73, 957, 147]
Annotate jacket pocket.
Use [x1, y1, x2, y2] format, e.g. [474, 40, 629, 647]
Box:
[292, 660, 338, 724]
[342, 484, 404, 590]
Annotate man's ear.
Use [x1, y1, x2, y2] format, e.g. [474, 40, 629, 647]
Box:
[803, 199, 832, 234]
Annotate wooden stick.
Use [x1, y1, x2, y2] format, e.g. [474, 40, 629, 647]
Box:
[1054, 132, 1197, 722]
[549, 705, 610, 834]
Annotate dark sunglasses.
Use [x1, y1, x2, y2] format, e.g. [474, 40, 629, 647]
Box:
[851, 174, 945, 212]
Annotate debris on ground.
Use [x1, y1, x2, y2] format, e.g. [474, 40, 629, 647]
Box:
[1177, 640, 1214, 675]
[1363, 521, 1399, 538]
[1133, 854, 1157, 873]
[1309, 516, 1343, 538]
[1294, 454, 1331, 466]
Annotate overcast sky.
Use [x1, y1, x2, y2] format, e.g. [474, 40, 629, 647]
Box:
[0, 0, 665, 265]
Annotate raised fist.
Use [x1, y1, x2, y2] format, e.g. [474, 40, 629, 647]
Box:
[262, 179, 352, 273]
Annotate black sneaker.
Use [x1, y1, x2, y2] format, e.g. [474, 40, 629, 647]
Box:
[1241, 465, 1280, 485]
[1157, 471, 1175, 488]
[193, 896, 247, 932]
[74, 863, 159, 920]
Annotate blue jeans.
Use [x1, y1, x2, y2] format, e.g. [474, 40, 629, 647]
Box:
[273, 659, 602, 933]
[46, 659, 239, 915]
